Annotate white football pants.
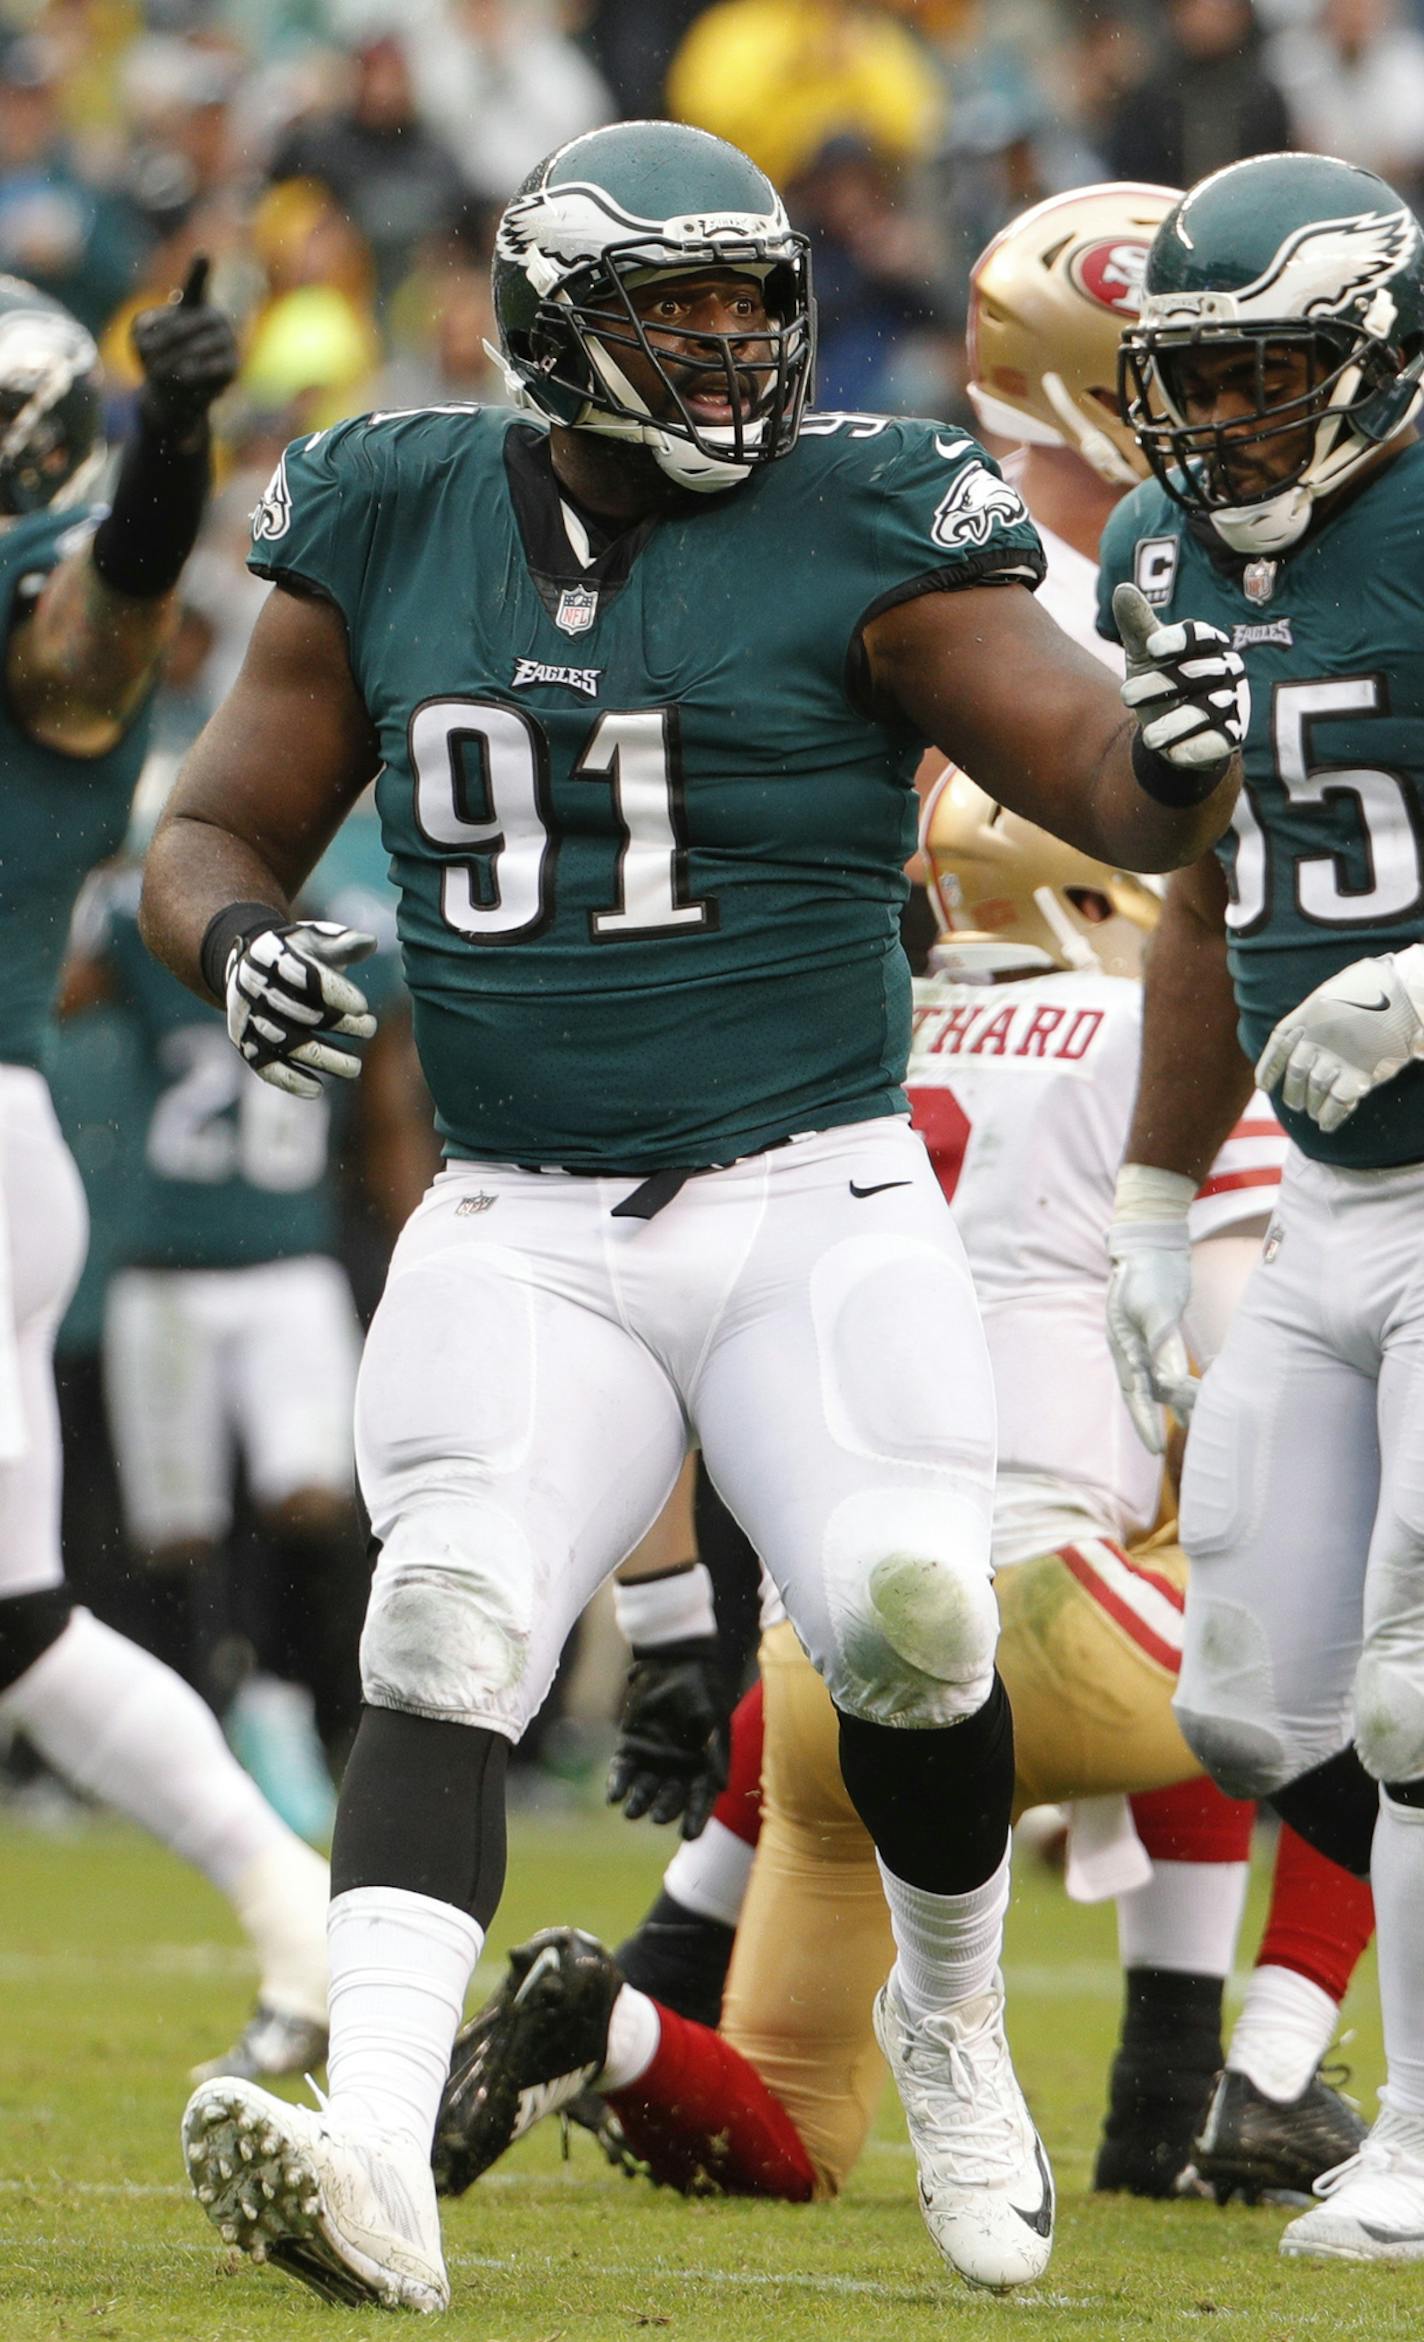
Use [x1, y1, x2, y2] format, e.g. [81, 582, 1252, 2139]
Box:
[1178, 1146, 1424, 1792]
[0, 1067, 87, 1597]
[354, 1118, 998, 1738]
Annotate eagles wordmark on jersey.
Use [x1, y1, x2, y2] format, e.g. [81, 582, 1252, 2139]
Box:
[249, 402, 1044, 1172]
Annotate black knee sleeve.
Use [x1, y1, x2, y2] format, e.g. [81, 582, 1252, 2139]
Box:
[693, 1458, 763, 1693]
[1269, 1744, 1378, 1879]
[330, 1706, 510, 1928]
[835, 1672, 1015, 1896]
[0, 1586, 73, 1694]
[1383, 1775, 1424, 1809]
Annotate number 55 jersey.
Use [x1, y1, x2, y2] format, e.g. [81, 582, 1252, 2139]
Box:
[248, 404, 1044, 1172]
[1097, 437, 1424, 1170]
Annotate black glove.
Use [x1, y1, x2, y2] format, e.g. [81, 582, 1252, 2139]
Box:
[606, 1636, 730, 1841]
[131, 255, 238, 437]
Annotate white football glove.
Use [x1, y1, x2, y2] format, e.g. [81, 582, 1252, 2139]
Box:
[1255, 944, 1424, 1134]
[225, 920, 377, 1099]
[1105, 1163, 1199, 1456]
[1114, 581, 1249, 773]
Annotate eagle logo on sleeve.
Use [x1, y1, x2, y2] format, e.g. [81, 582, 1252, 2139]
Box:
[930, 453, 1030, 553]
[251, 450, 292, 543]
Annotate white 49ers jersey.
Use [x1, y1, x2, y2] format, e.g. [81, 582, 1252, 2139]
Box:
[908, 966, 1285, 1558]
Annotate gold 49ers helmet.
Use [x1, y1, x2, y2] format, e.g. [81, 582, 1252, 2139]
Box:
[923, 767, 1160, 980]
[967, 182, 1179, 486]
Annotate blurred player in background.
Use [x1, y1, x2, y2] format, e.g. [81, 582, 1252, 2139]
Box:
[0, 262, 329, 2080]
[1102, 151, 1424, 2262]
[60, 811, 434, 1838]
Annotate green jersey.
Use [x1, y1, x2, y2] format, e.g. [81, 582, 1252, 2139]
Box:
[0, 507, 149, 1069]
[249, 403, 1044, 1171]
[1098, 440, 1424, 1170]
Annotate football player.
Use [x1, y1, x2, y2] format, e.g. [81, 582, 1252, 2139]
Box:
[962, 177, 1372, 2201]
[60, 819, 427, 1831]
[1102, 151, 1424, 2259]
[0, 264, 331, 2079]
[143, 123, 1244, 2309]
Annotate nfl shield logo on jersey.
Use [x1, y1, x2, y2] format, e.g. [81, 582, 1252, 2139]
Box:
[555, 585, 599, 636]
[1243, 558, 1278, 605]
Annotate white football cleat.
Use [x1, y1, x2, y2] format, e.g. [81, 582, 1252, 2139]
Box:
[874, 1967, 1054, 2291]
[181, 2076, 448, 2313]
[1280, 2099, 1424, 2262]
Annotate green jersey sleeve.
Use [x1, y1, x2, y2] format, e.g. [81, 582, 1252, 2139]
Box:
[850, 417, 1046, 626]
[247, 414, 394, 628]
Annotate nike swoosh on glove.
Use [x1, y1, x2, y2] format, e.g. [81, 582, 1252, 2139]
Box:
[226, 921, 377, 1099]
[1256, 947, 1424, 1133]
[1114, 581, 1249, 771]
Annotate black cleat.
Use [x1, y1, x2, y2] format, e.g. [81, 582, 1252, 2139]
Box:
[1185, 2065, 1368, 2206]
[432, 1927, 622, 2198]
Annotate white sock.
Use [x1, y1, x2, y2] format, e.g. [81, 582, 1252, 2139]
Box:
[663, 1817, 754, 1929]
[1226, 1962, 1340, 2102]
[878, 1842, 1011, 2022]
[325, 1886, 482, 2150]
[230, 1839, 330, 2024]
[1371, 1792, 1424, 2118]
[600, 1982, 662, 2092]
[0, 1608, 291, 1891]
[1115, 1859, 1249, 1979]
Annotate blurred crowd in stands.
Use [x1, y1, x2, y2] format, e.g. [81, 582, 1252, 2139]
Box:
[13, 0, 1424, 1836]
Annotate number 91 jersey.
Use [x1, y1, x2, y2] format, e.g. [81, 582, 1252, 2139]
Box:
[1097, 439, 1424, 1170]
[249, 404, 1043, 1172]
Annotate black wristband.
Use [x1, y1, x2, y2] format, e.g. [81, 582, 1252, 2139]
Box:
[90, 404, 211, 600]
[199, 901, 284, 1004]
[1130, 727, 1230, 809]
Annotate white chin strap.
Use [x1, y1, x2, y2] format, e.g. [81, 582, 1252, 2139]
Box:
[1209, 482, 1314, 554]
[582, 341, 762, 494]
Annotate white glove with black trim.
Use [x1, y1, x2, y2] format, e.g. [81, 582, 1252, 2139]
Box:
[225, 921, 377, 1099]
[1105, 1163, 1199, 1456]
[1256, 945, 1424, 1134]
[1114, 581, 1248, 774]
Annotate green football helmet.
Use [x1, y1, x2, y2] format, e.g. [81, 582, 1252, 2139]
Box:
[0, 274, 103, 517]
[491, 120, 814, 495]
[1118, 153, 1424, 553]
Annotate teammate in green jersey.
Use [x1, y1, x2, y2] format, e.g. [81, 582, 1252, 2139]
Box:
[1098, 150, 1424, 2262]
[0, 264, 337, 2082]
[143, 122, 1244, 2311]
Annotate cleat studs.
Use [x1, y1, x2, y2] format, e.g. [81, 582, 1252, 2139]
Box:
[196, 2186, 215, 2205]
[260, 2179, 275, 2201]
[251, 2243, 268, 2265]
[301, 2194, 318, 2216]
[283, 2164, 303, 2189]
[238, 2138, 254, 2161]
[189, 2140, 208, 2166]
[220, 2222, 238, 2244]
[236, 2107, 259, 2132]
[203, 2101, 227, 2127]
[260, 2129, 279, 2154]
[240, 2196, 258, 2221]
[217, 2157, 233, 2180]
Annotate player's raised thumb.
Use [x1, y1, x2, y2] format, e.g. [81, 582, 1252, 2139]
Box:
[300, 923, 378, 971]
[1112, 580, 1157, 665]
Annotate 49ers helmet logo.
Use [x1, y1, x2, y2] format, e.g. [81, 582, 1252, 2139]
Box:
[1067, 237, 1151, 316]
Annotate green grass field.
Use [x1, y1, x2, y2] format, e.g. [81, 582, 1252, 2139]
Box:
[1, 1802, 1417, 2342]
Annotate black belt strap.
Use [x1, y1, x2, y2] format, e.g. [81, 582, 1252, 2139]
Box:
[610, 1167, 695, 1221]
